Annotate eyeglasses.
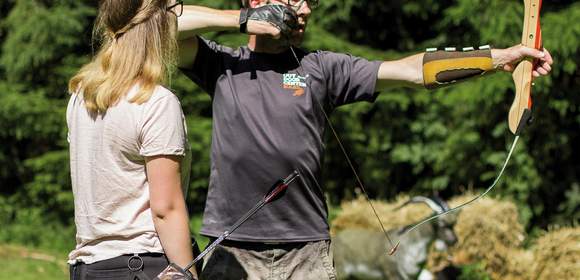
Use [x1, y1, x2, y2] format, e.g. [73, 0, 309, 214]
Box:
[270, 0, 319, 10]
[167, 0, 183, 17]
[289, 0, 319, 9]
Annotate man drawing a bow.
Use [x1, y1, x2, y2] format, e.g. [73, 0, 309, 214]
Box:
[176, 1, 553, 279]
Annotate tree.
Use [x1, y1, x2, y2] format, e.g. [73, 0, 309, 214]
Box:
[1, 0, 578, 239]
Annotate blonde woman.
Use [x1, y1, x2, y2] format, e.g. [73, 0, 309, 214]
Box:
[67, 0, 196, 279]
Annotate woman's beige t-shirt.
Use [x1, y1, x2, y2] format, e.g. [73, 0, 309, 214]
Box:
[66, 85, 191, 264]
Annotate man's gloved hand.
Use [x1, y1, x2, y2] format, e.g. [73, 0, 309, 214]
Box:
[239, 4, 299, 39]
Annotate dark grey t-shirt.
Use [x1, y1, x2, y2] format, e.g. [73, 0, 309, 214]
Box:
[182, 37, 381, 242]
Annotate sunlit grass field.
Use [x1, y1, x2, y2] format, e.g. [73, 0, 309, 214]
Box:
[0, 245, 68, 280]
[0, 214, 209, 280]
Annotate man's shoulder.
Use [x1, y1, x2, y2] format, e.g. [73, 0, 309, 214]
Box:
[309, 49, 355, 59]
[304, 49, 380, 69]
[300, 49, 356, 64]
[299, 49, 352, 69]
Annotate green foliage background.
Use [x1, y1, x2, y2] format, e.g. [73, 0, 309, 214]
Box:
[0, 0, 578, 253]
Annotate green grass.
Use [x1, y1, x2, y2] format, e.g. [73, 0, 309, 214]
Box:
[0, 245, 68, 280]
[0, 214, 207, 280]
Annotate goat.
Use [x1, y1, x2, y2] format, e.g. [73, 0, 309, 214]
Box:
[332, 196, 458, 280]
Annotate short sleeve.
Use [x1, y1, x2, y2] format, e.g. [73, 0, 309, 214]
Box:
[139, 93, 187, 157]
[179, 36, 226, 96]
[319, 51, 382, 107]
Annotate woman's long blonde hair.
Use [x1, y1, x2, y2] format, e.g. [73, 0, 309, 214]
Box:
[69, 0, 177, 113]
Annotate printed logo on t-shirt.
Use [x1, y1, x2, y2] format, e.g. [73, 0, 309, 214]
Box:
[282, 73, 309, 96]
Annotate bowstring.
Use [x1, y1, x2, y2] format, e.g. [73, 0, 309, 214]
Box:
[289, 46, 397, 249]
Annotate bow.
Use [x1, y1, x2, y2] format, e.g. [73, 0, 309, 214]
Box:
[387, 0, 544, 252]
[293, 0, 544, 255]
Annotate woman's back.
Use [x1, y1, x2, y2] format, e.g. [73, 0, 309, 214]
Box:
[67, 84, 190, 264]
[66, 1, 198, 278]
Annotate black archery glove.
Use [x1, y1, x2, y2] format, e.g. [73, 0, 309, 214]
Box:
[239, 4, 299, 38]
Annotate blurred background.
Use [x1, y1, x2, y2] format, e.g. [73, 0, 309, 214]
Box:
[0, 0, 578, 279]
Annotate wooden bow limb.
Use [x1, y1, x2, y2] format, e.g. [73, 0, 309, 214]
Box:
[509, 0, 543, 135]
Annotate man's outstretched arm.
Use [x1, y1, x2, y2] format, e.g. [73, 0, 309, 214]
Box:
[375, 44, 553, 91]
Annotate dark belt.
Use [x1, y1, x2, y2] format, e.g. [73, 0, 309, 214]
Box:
[71, 253, 166, 280]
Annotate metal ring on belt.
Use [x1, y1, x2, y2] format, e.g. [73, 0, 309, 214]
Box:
[127, 254, 144, 272]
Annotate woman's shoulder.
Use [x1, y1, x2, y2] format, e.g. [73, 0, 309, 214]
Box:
[126, 84, 179, 108]
[147, 85, 179, 103]
[140, 85, 183, 116]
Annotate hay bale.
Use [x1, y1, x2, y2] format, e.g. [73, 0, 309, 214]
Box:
[425, 244, 451, 273]
[447, 195, 525, 279]
[330, 195, 432, 236]
[530, 227, 580, 279]
[502, 249, 534, 280]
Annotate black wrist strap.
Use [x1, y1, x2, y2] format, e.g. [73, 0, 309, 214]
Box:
[239, 8, 249, 33]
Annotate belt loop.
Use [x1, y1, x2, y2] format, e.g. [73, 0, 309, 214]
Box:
[69, 264, 76, 280]
[70, 260, 82, 280]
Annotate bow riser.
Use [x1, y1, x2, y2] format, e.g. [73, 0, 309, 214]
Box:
[509, 0, 543, 135]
